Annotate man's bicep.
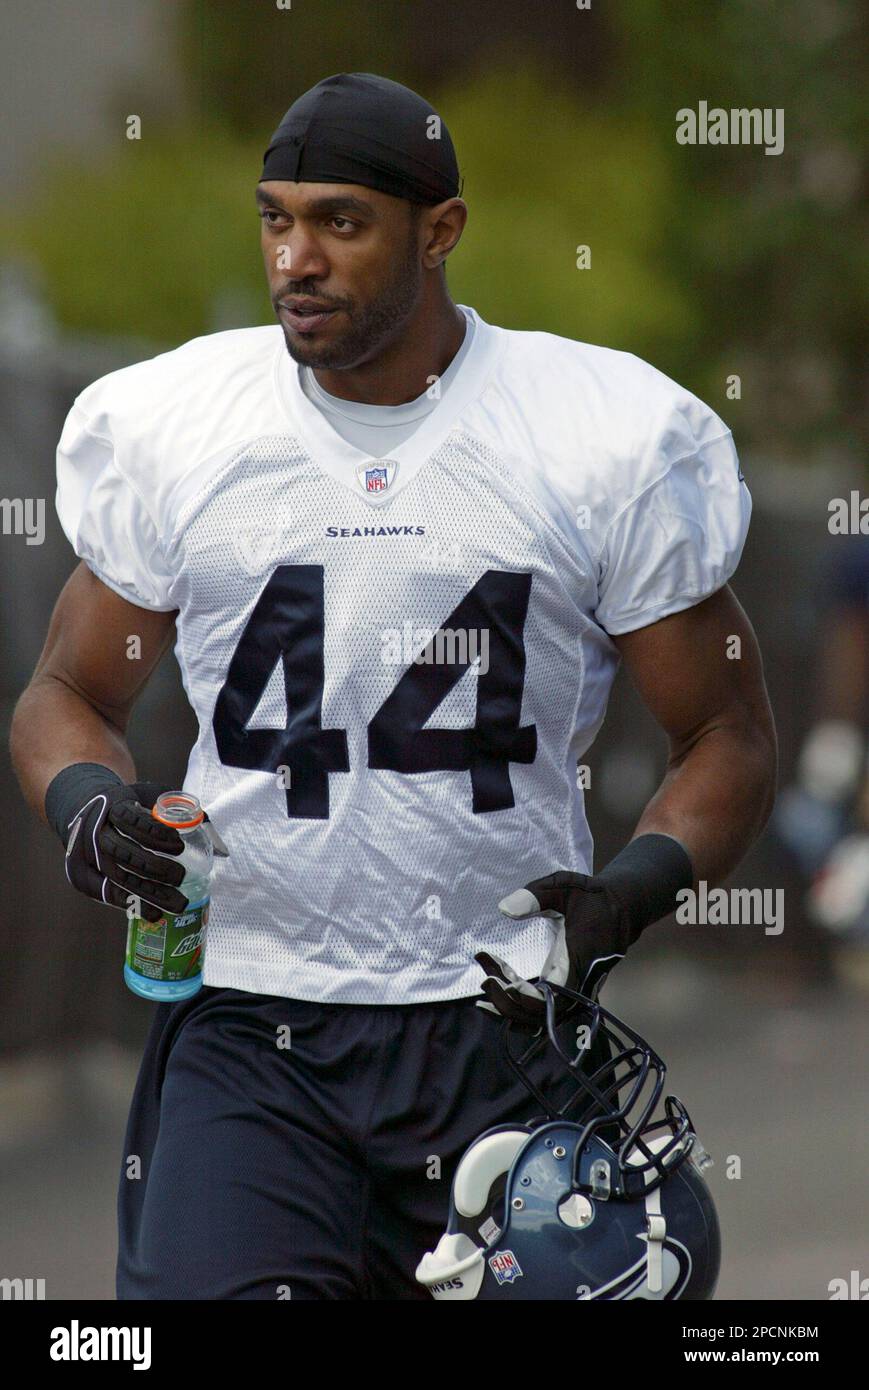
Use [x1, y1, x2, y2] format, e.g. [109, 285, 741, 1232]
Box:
[33, 562, 177, 729]
[611, 585, 774, 747]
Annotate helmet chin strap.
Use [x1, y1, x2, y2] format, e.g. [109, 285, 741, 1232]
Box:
[644, 1185, 667, 1294]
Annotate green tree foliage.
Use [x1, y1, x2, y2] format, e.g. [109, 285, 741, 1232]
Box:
[1, 133, 270, 345]
[442, 66, 696, 354]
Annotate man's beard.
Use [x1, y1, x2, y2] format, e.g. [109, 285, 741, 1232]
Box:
[277, 234, 421, 371]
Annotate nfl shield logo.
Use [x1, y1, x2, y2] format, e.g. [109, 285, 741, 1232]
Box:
[365, 466, 388, 492]
[356, 459, 398, 496]
[488, 1249, 523, 1286]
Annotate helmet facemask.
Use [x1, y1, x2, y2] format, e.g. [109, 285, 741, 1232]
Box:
[417, 983, 719, 1301]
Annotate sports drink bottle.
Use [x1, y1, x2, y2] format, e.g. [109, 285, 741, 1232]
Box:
[123, 791, 213, 1001]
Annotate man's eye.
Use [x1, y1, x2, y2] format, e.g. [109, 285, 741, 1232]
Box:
[259, 210, 288, 226]
[330, 217, 356, 231]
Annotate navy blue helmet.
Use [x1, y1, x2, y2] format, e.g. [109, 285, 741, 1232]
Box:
[416, 982, 721, 1300]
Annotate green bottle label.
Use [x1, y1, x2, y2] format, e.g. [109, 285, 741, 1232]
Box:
[125, 899, 209, 983]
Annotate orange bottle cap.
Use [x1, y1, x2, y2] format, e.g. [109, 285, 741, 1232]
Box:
[151, 791, 204, 829]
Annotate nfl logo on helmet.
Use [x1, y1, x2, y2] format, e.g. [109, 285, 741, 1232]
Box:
[488, 1250, 523, 1285]
[365, 466, 388, 492]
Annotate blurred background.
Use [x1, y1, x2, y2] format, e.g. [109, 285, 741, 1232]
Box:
[0, 0, 866, 1300]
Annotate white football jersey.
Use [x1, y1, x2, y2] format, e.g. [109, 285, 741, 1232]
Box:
[55, 305, 750, 1002]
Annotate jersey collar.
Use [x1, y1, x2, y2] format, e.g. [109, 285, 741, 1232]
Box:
[272, 304, 504, 506]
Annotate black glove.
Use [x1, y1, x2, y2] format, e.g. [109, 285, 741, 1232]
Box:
[476, 834, 693, 1027]
[45, 763, 188, 923]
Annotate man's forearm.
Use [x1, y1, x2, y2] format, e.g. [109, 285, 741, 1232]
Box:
[10, 675, 137, 824]
[632, 717, 778, 888]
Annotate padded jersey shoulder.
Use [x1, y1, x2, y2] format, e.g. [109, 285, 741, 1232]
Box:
[489, 325, 733, 538]
[69, 325, 287, 480]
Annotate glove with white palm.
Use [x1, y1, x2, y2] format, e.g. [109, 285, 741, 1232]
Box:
[476, 834, 694, 1028]
[45, 761, 227, 923]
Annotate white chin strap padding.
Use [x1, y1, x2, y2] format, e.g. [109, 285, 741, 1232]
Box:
[453, 1130, 529, 1218]
[625, 1132, 681, 1295]
[644, 1186, 666, 1293]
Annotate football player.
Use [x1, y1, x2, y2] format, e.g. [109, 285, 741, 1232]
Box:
[11, 73, 776, 1299]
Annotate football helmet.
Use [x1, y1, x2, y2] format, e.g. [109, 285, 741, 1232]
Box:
[416, 982, 721, 1300]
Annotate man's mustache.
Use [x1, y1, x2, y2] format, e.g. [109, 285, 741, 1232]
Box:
[275, 289, 349, 311]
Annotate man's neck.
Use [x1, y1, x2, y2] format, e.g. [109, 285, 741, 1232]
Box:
[312, 299, 467, 406]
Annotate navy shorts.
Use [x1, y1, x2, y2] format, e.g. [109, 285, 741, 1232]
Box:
[116, 985, 604, 1300]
